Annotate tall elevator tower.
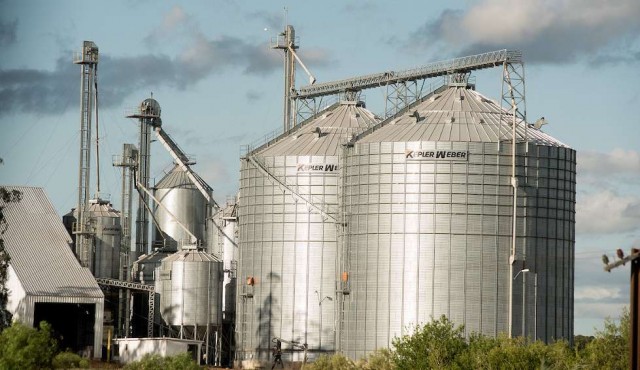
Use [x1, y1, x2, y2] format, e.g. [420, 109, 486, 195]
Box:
[73, 41, 99, 270]
[127, 99, 162, 257]
[272, 25, 297, 132]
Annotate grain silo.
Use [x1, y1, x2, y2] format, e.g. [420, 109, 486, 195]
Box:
[339, 79, 575, 359]
[86, 198, 122, 279]
[236, 100, 380, 366]
[158, 246, 223, 364]
[154, 164, 211, 250]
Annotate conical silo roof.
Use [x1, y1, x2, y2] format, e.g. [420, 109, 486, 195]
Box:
[162, 247, 220, 263]
[358, 86, 570, 148]
[86, 198, 120, 217]
[156, 165, 195, 189]
[155, 164, 212, 193]
[258, 101, 380, 156]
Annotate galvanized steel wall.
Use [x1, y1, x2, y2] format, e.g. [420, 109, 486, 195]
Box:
[236, 154, 338, 362]
[339, 140, 575, 359]
[92, 211, 121, 279]
[159, 251, 222, 327]
[154, 174, 209, 249]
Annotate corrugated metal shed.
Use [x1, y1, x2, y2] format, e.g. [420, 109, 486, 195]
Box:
[2, 186, 104, 298]
[359, 86, 569, 147]
[1, 185, 104, 358]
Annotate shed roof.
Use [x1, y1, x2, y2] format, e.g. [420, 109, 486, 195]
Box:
[1, 186, 103, 299]
[358, 86, 570, 148]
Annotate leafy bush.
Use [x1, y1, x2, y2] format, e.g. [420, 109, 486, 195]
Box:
[53, 351, 90, 369]
[123, 353, 199, 370]
[0, 321, 58, 370]
[577, 307, 629, 369]
[392, 315, 467, 369]
[356, 348, 395, 370]
[304, 309, 629, 370]
[306, 353, 356, 370]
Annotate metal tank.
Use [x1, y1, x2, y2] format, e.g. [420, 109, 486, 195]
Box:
[62, 208, 76, 253]
[154, 164, 210, 250]
[133, 249, 173, 285]
[131, 248, 174, 337]
[158, 246, 223, 365]
[158, 246, 222, 327]
[207, 200, 238, 367]
[208, 201, 238, 319]
[86, 198, 122, 279]
[339, 81, 575, 359]
[236, 100, 380, 366]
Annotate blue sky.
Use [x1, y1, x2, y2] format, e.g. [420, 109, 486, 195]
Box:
[0, 0, 639, 336]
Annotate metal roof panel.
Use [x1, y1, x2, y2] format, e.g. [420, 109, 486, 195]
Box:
[358, 86, 570, 148]
[1, 186, 104, 298]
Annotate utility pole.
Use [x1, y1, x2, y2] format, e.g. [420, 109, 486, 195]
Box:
[603, 248, 640, 369]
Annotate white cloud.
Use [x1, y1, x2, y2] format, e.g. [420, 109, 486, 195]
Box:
[574, 302, 628, 320]
[144, 5, 192, 45]
[417, 0, 640, 64]
[574, 286, 621, 300]
[576, 190, 640, 234]
[579, 149, 640, 176]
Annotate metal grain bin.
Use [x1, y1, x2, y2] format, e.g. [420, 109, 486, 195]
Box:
[236, 101, 380, 364]
[339, 84, 575, 359]
[154, 165, 210, 250]
[86, 198, 121, 279]
[158, 246, 222, 327]
[208, 201, 238, 320]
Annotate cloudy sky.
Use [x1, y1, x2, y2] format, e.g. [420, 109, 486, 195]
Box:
[0, 0, 639, 336]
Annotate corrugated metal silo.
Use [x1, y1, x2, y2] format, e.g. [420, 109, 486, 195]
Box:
[86, 198, 122, 279]
[154, 164, 210, 250]
[340, 82, 575, 359]
[131, 248, 173, 337]
[158, 247, 222, 327]
[209, 201, 238, 319]
[158, 246, 223, 355]
[236, 101, 380, 365]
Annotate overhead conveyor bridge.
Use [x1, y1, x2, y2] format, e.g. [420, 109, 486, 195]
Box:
[293, 49, 522, 99]
[95, 277, 156, 337]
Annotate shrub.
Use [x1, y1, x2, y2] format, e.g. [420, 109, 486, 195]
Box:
[53, 351, 89, 369]
[391, 315, 467, 369]
[356, 348, 395, 370]
[307, 353, 356, 370]
[123, 353, 199, 370]
[0, 321, 58, 370]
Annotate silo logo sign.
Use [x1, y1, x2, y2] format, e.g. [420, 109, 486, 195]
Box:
[297, 163, 339, 174]
[405, 150, 468, 161]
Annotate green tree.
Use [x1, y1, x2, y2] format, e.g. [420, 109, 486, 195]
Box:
[577, 307, 629, 370]
[391, 315, 467, 369]
[0, 321, 58, 370]
[0, 186, 22, 331]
